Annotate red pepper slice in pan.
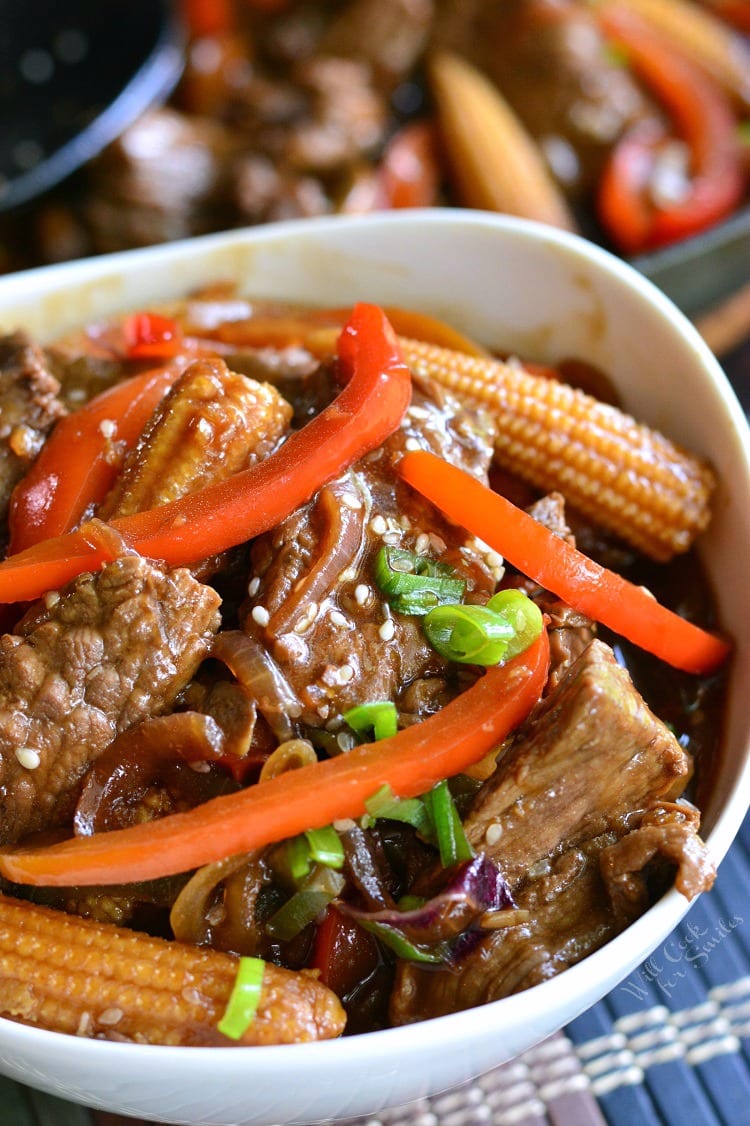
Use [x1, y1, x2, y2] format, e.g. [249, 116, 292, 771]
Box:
[597, 5, 744, 253]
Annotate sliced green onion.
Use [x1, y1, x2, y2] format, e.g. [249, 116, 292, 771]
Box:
[304, 825, 345, 870]
[356, 918, 450, 964]
[217, 956, 265, 1040]
[424, 780, 474, 868]
[423, 590, 543, 665]
[285, 834, 313, 883]
[423, 603, 515, 664]
[363, 782, 432, 834]
[373, 546, 465, 615]
[343, 700, 398, 741]
[265, 866, 345, 941]
[485, 589, 544, 662]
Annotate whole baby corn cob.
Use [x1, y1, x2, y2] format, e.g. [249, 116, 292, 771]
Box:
[399, 337, 715, 561]
[0, 894, 345, 1045]
[98, 357, 292, 519]
[428, 50, 577, 231]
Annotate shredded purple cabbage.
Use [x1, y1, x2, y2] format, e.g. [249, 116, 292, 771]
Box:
[340, 853, 513, 954]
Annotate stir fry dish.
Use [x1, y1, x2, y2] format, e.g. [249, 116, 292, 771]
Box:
[0, 296, 730, 1045]
[4, 0, 749, 272]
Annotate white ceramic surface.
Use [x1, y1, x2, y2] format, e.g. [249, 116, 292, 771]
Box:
[0, 210, 748, 1126]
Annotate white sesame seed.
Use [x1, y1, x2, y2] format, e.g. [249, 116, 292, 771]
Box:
[354, 583, 370, 606]
[379, 619, 396, 642]
[404, 437, 421, 452]
[189, 760, 211, 773]
[485, 823, 503, 846]
[340, 492, 362, 510]
[333, 818, 356, 832]
[337, 731, 355, 753]
[338, 663, 354, 684]
[370, 515, 387, 535]
[429, 534, 447, 553]
[98, 418, 116, 439]
[251, 605, 270, 627]
[382, 532, 401, 545]
[338, 567, 357, 583]
[407, 405, 430, 420]
[15, 747, 40, 770]
[247, 576, 261, 596]
[330, 610, 348, 628]
[75, 1012, 92, 1037]
[317, 704, 330, 720]
[98, 1007, 124, 1027]
[485, 550, 504, 568]
[44, 590, 61, 609]
[415, 532, 430, 555]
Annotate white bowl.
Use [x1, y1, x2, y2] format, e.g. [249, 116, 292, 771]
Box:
[0, 210, 748, 1125]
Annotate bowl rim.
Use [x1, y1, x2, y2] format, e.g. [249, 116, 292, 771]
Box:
[0, 208, 748, 1078]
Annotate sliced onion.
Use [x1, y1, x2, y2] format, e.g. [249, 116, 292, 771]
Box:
[212, 631, 303, 742]
[73, 712, 230, 837]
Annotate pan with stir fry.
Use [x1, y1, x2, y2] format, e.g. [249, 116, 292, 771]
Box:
[0, 297, 730, 1045]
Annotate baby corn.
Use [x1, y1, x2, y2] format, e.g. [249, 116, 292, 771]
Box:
[428, 51, 577, 232]
[0, 894, 345, 1045]
[99, 358, 292, 519]
[400, 338, 715, 561]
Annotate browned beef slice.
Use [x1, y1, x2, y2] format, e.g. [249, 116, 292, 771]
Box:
[0, 555, 221, 844]
[0, 332, 66, 534]
[390, 639, 706, 1023]
[242, 383, 498, 726]
[463, 640, 689, 886]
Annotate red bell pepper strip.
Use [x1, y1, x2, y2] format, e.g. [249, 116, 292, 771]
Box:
[122, 312, 183, 361]
[8, 365, 180, 555]
[0, 304, 412, 602]
[597, 6, 744, 252]
[379, 121, 442, 210]
[0, 630, 548, 885]
[398, 450, 730, 676]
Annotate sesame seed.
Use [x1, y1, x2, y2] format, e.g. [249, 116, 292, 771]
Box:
[196, 416, 213, 438]
[44, 590, 61, 609]
[340, 492, 362, 510]
[333, 818, 356, 832]
[354, 584, 370, 606]
[337, 731, 355, 753]
[15, 747, 40, 770]
[317, 704, 330, 720]
[98, 1007, 124, 1027]
[189, 760, 211, 773]
[404, 437, 421, 452]
[98, 418, 116, 439]
[330, 610, 348, 628]
[485, 823, 503, 846]
[415, 532, 430, 554]
[382, 532, 401, 545]
[338, 567, 357, 583]
[485, 550, 504, 568]
[429, 534, 447, 553]
[338, 663, 354, 684]
[379, 619, 396, 642]
[251, 605, 270, 627]
[247, 576, 261, 596]
[370, 515, 387, 535]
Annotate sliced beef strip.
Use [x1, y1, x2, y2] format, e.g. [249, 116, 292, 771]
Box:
[0, 333, 66, 541]
[242, 380, 498, 726]
[391, 639, 710, 1022]
[0, 555, 221, 844]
